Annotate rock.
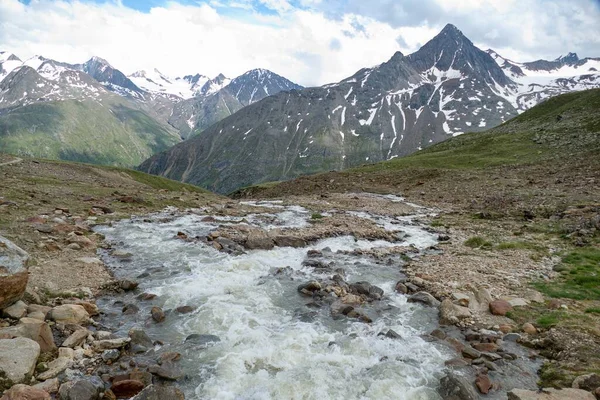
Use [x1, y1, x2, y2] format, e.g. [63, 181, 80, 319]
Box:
[102, 349, 120, 362]
[476, 374, 493, 394]
[3, 300, 28, 319]
[92, 338, 130, 352]
[330, 300, 354, 316]
[297, 281, 321, 294]
[349, 282, 372, 296]
[451, 293, 470, 307]
[1, 384, 51, 399]
[57, 380, 100, 400]
[0, 236, 30, 310]
[49, 305, 89, 325]
[58, 347, 75, 360]
[407, 292, 441, 307]
[175, 306, 195, 314]
[340, 294, 363, 305]
[27, 305, 51, 319]
[36, 357, 71, 380]
[245, 235, 274, 250]
[394, 282, 408, 294]
[472, 343, 499, 352]
[62, 329, 90, 348]
[506, 298, 529, 307]
[438, 372, 478, 400]
[118, 280, 139, 291]
[499, 324, 513, 333]
[439, 299, 471, 325]
[385, 329, 401, 339]
[185, 334, 220, 348]
[32, 378, 60, 394]
[129, 329, 153, 354]
[522, 323, 537, 335]
[468, 287, 493, 312]
[462, 346, 482, 359]
[111, 380, 145, 398]
[273, 236, 306, 248]
[489, 299, 513, 316]
[130, 385, 184, 400]
[148, 362, 183, 380]
[572, 373, 600, 392]
[122, 304, 139, 315]
[72, 301, 99, 317]
[444, 357, 470, 368]
[0, 337, 40, 383]
[504, 333, 522, 342]
[150, 307, 165, 323]
[111, 250, 133, 259]
[430, 329, 447, 340]
[507, 388, 596, 400]
[157, 352, 181, 364]
[129, 371, 153, 387]
[0, 318, 56, 353]
[368, 285, 384, 300]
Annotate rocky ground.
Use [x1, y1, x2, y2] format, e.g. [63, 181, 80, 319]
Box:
[2, 154, 600, 399]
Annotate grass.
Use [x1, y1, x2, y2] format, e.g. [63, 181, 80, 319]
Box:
[585, 307, 600, 314]
[311, 213, 324, 220]
[464, 236, 493, 249]
[534, 247, 600, 300]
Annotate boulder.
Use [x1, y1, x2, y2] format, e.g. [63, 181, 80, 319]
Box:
[507, 388, 596, 400]
[185, 334, 220, 348]
[1, 384, 51, 399]
[245, 235, 274, 250]
[273, 236, 307, 248]
[130, 385, 184, 400]
[0, 236, 29, 310]
[92, 338, 130, 352]
[472, 343, 499, 353]
[150, 307, 165, 323]
[394, 282, 408, 294]
[148, 362, 183, 380]
[3, 300, 28, 319]
[468, 287, 492, 312]
[489, 300, 513, 316]
[118, 280, 139, 291]
[438, 372, 478, 400]
[36, 357, 71, 380]
[62, 329, 90, 348]
[49, 305, 89, 325]
[475, 374, 493, 394]
[0, 338, 40, 384]
[0, 318, 56, 352]
[57, 380, 100, 400]
[111, 380, 145, 398]
[462, 346, 482, 359]
[349, 282, 372, 296]
[297, 281, 321, 294]
[439, 299, 471, 325]
[175, 306, 195, 314]
[572, 373, 600, 392]
[407, 292, 441, 307]
[128, 329, 153, 354]
[522, 323, 537, 335]
[32, 378, 60, 394]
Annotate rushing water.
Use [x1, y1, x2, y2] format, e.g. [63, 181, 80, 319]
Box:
[95, 200, 455, 400]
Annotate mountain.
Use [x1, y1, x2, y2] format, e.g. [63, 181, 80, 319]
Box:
[486, 50, 600, 110]
[0, 51, 302, 165]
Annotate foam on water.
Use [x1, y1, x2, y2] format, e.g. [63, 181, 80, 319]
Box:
[96, 202, 451, 399]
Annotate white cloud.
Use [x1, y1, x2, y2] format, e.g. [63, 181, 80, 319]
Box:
[0, 0, 598, 87]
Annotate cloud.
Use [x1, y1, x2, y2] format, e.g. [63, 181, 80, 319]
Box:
[0, 0, 599, 88]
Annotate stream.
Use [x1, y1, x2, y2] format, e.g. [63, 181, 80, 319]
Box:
[94, 198, 456, 399]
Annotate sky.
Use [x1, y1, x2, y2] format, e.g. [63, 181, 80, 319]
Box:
[1, 0, 599, 87]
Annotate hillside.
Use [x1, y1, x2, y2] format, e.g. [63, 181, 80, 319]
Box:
[138, 25, 600, 194]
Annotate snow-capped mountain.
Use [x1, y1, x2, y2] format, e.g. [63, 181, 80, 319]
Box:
[486, 50, 600, 110]
[139, 24, 600, 194]
[128, 69, 231, 100]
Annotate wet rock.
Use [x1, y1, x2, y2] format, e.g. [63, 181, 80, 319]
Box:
[175, 306, 196, 314]
[475, 374, 493, 394]
[297, 281, 322, 295]
[37, 357, 71, 380]
[0, 236, 30, 310]
[58, 380, 100, 400]
[430, 329, 447, 340]
[444, 357, 470, 368]
[130, 385, 184, 400]
[439, 299, 471, 325]
[128, 329, 153, 354]
[504, 333, 521, 342]
[349, 282, 372, 296]
[49, 305, 89, 325]
[122, 304, 139, 315]
[368, 286, 384, 300]
[102, 349, 120, 362]
[340, 294, 362, 305]
[405, 283, 420, 293]
[150, 307, 165, 323]
[245, 235, 274, 250]
[273, 236, 306, 248]
[507, 388, 596, 399]
[330, 300, 354, 316]
[461, 346, 482, 359]
[184, 334, 220, 348]
[1, 384, 51, 399]
[384, 329, 401, 339]
[407, 292, 441, 307]
[62, 329, 90, 348]
[472, 343, 499, 353]
[148, 362, 183, 381]
[3, 300, 28, 319]
[129, 371, 153, 387]
[0, 317, 56, 353]
[394, 282, 408, 294]
[489, 300, 513, 316]
[137, 293, 157, 301]
[157, 352, 181, 364]
[71, 301, 99, 317]
[92, 338, 130, 352]
[522, 323, 537, 335]
[0, 337, 40, 384]
[438, 371, 478, 400]
[572, 373, 600, 392]
[111, 380, 144, 398]
[118, 280, 139, 291]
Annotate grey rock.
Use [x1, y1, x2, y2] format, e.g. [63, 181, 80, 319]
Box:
[92, 338, 130, 351]
[130, 384, 185, 400]
[101, 349, 120, 362]
[148, 362, 183, 380]
[407, 292, 441, 307]
[461, 346, 482, 359]
[0, 337, 40, 384]
[58, 379, 100, 400]
[508, 388, 596, 400]
[572, 373, 600, 392]
[2, 300, 28, 319]
[185, 334, 220, 348]
[62, 329, 90, 348]
[438, 371, 479, 400]
[37, 356, 71, 380]
[129, 329, 153, 353]
[439, 299, 471, 325]
[503, 333, 522, 342]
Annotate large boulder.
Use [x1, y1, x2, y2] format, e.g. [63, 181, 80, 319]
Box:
[130, 385, 184, 400]
[0, 318, 56, 352]
[508, 388, 596, 400]
[439, 299, 472, 325]
[1, 384, 51, 399]
[407, 292, 441, 307]
[57, 380, 101, 400]
[0, 337, 40, 384]
[0, 236, 29, 310]
[438, 372, 478, 400]
[49, 305, 89, 325]
[572, 373, 600, 392]
[36, 357, 71, 381]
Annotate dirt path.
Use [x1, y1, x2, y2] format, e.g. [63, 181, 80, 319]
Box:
[0, 157, 22, 167]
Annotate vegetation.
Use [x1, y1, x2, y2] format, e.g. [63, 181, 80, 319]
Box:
[464, 236, 493, 249]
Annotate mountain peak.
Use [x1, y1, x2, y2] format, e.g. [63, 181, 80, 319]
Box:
[87, 56, 112, 67]
[439, 23, 467, 40]
[557, 52, 579, 63]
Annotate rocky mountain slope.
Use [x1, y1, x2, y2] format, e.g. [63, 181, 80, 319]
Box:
[139, 24, 600, 194]
[0, 51, 302, 165]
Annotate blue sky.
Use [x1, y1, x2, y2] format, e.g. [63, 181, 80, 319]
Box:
[7, 0, 600, 86]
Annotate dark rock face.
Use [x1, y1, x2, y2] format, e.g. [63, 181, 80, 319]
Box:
[138, 24, 524, 194]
